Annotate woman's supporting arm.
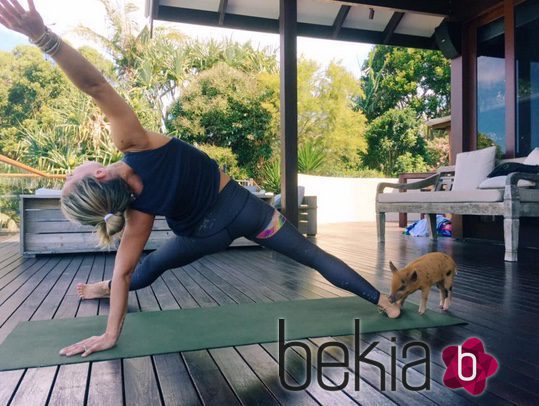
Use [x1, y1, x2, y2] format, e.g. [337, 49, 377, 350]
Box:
[105, 209, 155, 340]
[59, 209, 155, 357]
[0, 0, 150, 152]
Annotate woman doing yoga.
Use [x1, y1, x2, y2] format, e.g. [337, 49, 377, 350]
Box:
[0, 0, 400, 358]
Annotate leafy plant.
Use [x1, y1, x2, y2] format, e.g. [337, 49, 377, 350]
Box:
[298, 140, 325, 173]
[259, 159, 281, 193]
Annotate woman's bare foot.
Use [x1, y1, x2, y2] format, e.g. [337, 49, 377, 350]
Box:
[76, 280, 110, 300]
[377, 294, 401, 318]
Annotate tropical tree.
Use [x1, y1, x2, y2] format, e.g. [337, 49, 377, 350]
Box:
[75, 0, 187, 129]
[362, 107, 428, 176]
[184, 38, 278, 74]
[0, 46, 67, 159]
[165, 63, 275, 176]
[357, 45, 451, 121]
[260, 59, 368, 174]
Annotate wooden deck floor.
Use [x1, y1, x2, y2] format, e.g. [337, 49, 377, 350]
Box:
[0, 223, 538, 406]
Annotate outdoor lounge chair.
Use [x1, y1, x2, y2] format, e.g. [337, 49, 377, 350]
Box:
[376, 147, 539, 262]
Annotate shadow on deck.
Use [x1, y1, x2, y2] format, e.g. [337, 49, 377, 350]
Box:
[0, 223, 537, 405]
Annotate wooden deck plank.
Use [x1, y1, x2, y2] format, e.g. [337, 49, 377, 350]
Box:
[0, 369, 24, 405]
[210, 346, 281, 406]
[0, 258, 50, 303]
[189, 263, 391, 404]
[87, 360, 123, 406]
[48, 363, 89, 406]
[106, 259, 163, 406]
[0, 257, 66, 341]
[235, 345, 320, 406]
[7, 255, 92, 404]
[146, 273, 206, 406]
[0, 255, 87, 404]
[153, 353, 203, 406]
[54, 256, 95, 320]
[0, 257, 34, 287]
[123, 357, 163, 405]
[8, 366, 56, 406]
[125, 259, 203, 406]
[182, 350, 241, 405]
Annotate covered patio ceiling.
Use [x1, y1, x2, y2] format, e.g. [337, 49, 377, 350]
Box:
[147, 0, 499, 49]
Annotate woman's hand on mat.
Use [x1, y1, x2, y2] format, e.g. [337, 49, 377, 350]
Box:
[0, 0, 46, 41]
[59, 332, 117, 358]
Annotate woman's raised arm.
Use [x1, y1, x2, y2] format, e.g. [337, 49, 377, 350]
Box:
[0, 0, 150, 152]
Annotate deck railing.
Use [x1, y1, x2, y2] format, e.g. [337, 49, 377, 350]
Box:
[0, 154, 65, 230]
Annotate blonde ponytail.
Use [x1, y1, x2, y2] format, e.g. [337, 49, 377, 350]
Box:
[96, 212, 126, 247]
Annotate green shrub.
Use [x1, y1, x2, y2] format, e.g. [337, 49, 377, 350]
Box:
[196, 144, 248, 180]
[316, 167, 386, 178]
[362, 107, 428, 176]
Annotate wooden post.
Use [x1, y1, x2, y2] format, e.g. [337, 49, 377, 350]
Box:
[279, 0, 299, 226]
[504, 0, 516, 158]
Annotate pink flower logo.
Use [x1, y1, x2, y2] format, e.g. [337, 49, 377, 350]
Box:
[442, 337, 498, 395]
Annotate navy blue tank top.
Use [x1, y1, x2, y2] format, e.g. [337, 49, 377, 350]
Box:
[122, 137, 221, 235]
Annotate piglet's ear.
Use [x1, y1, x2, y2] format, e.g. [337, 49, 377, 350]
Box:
[410, 270, 418, 282]
[389, 261, 398, 273]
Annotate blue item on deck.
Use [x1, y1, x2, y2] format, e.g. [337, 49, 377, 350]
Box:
[404, 215, 452, 237]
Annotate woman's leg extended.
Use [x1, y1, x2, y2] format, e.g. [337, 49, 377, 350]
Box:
[128, 229, 232, 291]
[249, 210, 382, 304]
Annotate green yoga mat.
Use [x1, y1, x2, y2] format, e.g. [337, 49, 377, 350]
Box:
[0, 296, 465, 371]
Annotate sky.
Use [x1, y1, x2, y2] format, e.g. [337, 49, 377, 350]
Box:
[0, 0, 373, 77]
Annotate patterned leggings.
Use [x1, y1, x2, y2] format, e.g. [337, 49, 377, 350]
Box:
[121, 179, 381, 305]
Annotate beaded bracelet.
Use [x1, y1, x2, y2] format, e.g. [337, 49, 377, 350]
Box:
[29, 27, 62, 56]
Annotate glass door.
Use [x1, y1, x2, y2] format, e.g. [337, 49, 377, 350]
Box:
[476, 17, 506, 154]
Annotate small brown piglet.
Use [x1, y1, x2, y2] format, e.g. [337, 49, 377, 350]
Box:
[388, 252, 457, 315]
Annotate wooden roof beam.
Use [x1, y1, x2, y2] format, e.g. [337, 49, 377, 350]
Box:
[218, 0, 228, 26]
[382, 11, 404, 44]
[332, 5, 351, 39]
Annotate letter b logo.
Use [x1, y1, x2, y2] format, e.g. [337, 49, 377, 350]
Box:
[442, 337, 498, 396]
[457, 345, 476, 382]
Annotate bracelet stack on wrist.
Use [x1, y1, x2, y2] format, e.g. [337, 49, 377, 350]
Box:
[30, 27, 62, 56]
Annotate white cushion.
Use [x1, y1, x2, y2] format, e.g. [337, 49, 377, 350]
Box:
[377, 190, 503, 203]
[452, 146, 496, 191]
[478, 176, 535, 189]
[524, 147, 539, 165]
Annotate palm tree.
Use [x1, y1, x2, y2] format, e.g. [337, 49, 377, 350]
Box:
[75, 0, 188, 128]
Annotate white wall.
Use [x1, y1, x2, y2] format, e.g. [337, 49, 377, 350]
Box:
[298, 174, 420, 224]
